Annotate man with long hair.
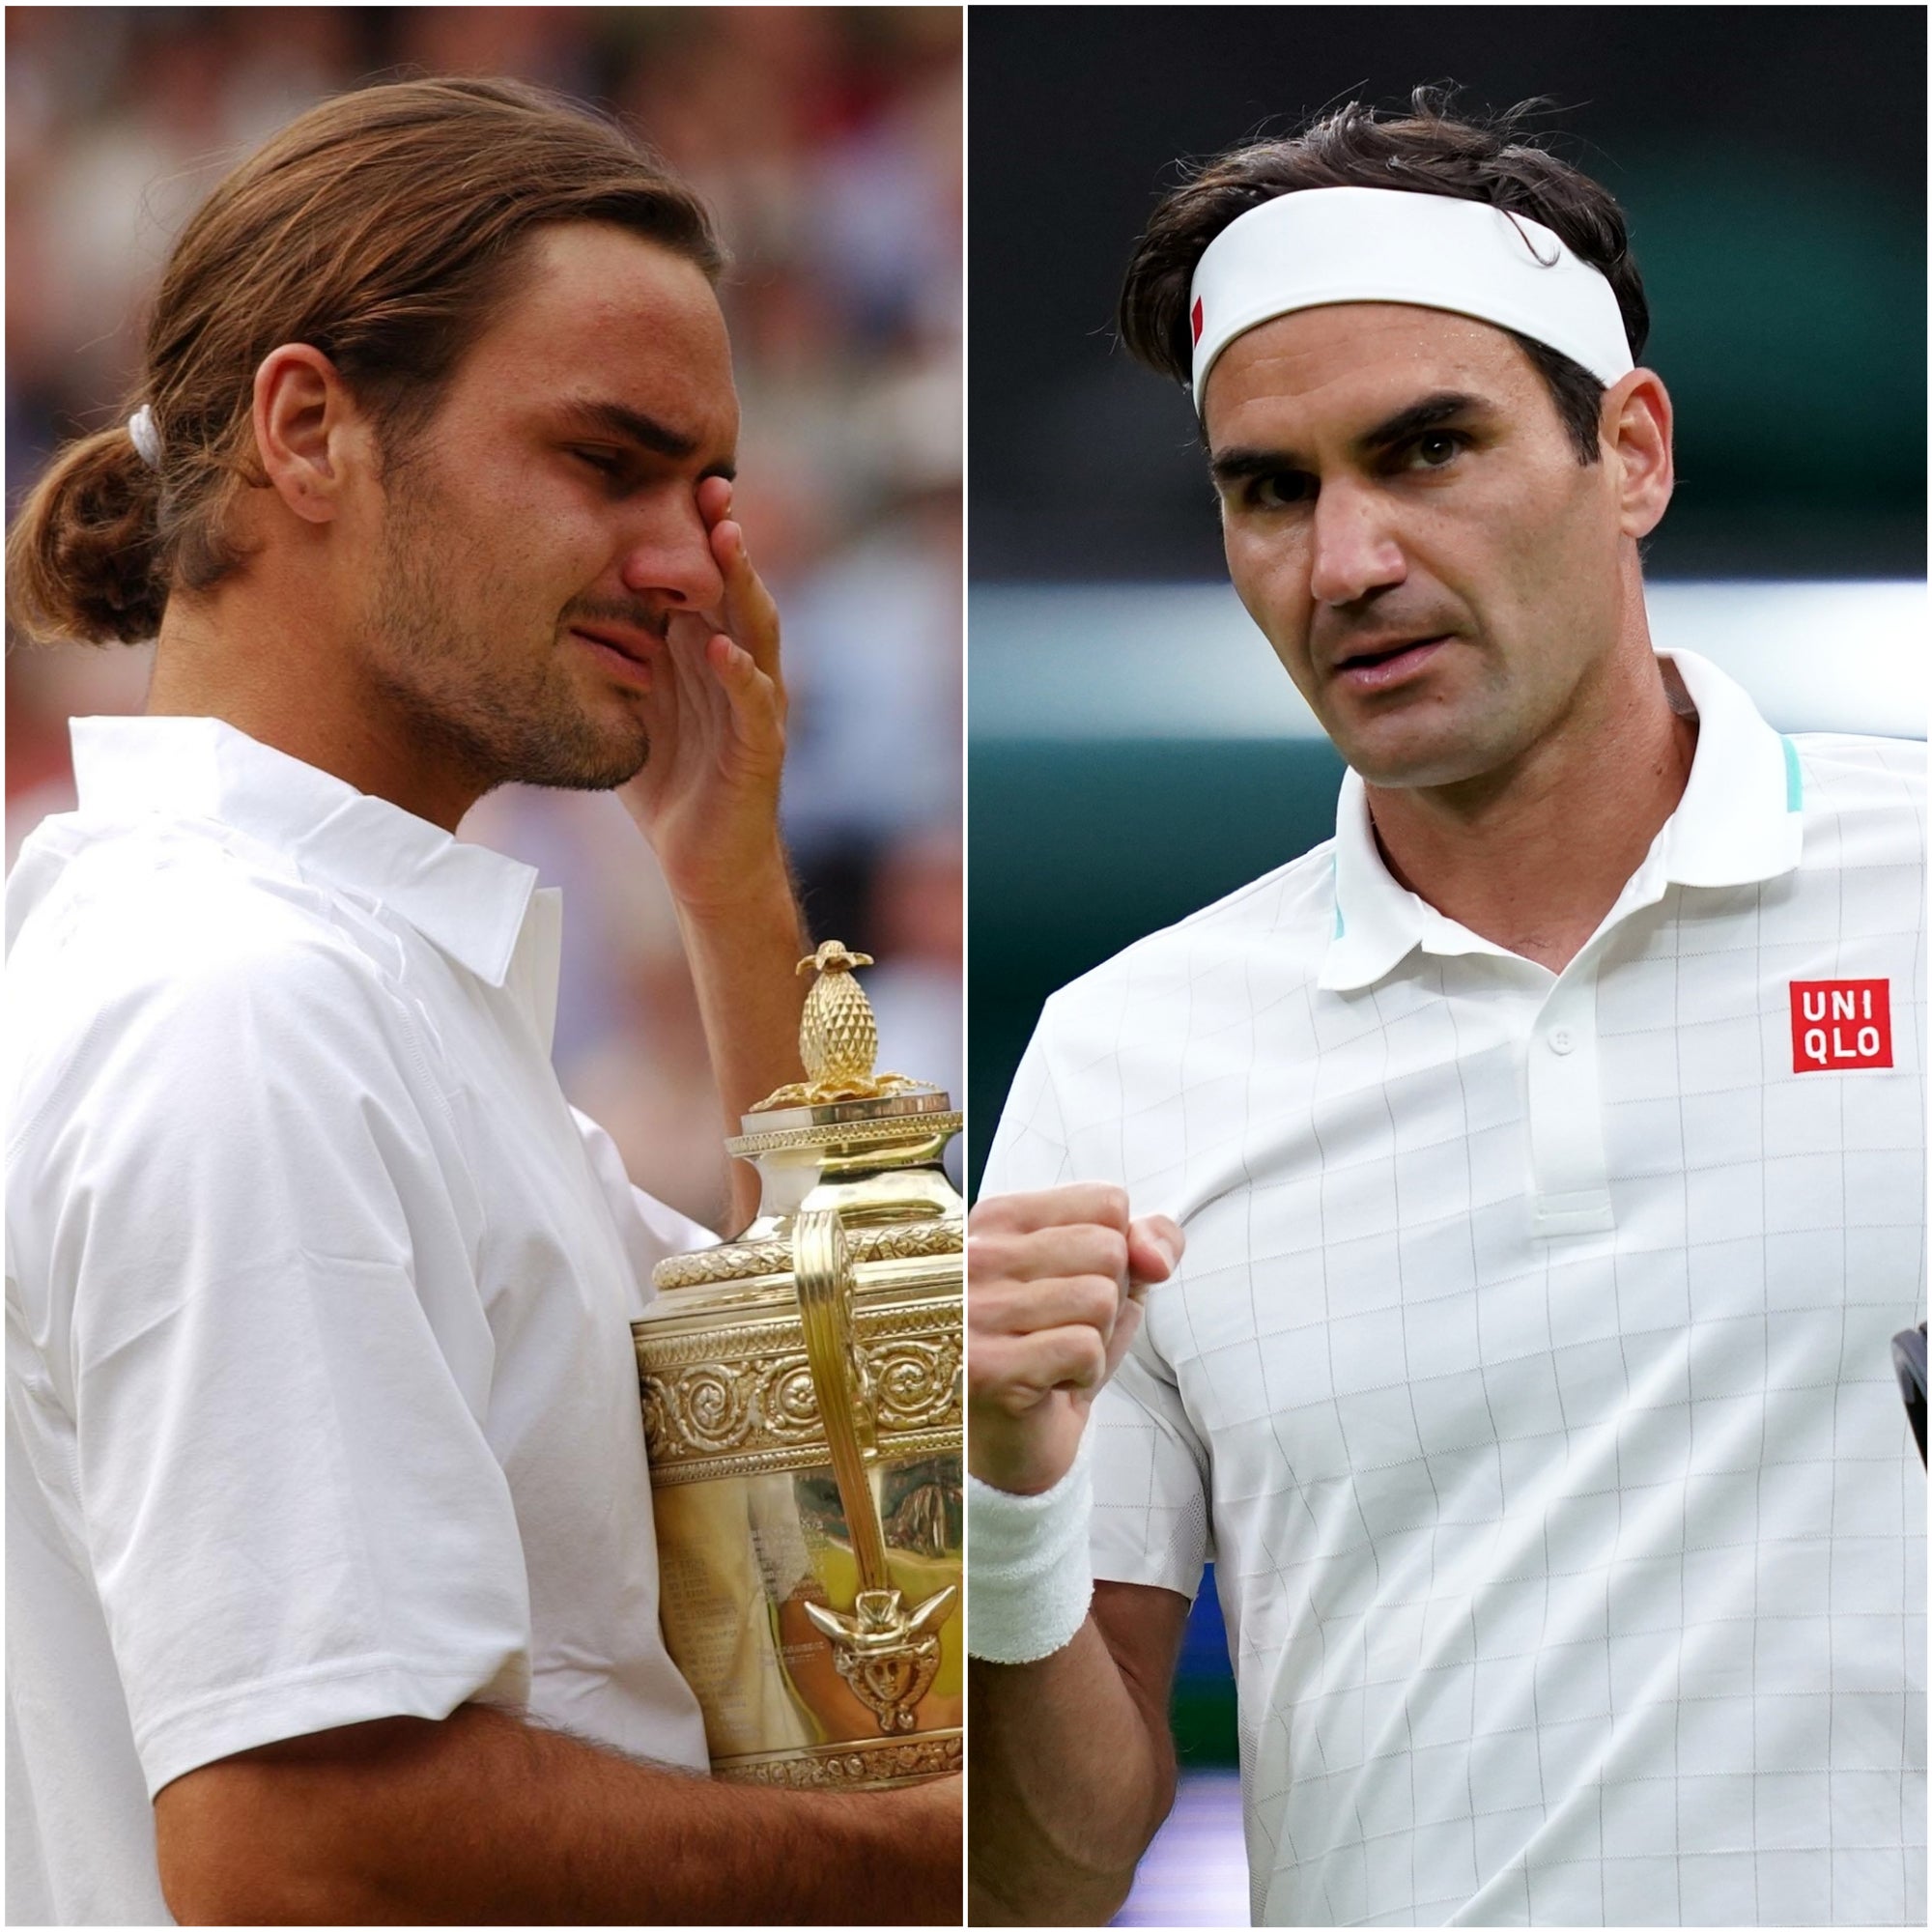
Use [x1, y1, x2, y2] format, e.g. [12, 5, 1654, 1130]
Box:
[7, 76, 957, 1924]
[969, 93, 1923, 1926]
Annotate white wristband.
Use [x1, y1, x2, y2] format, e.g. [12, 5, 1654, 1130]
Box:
[965, 1429, 1094, 1663]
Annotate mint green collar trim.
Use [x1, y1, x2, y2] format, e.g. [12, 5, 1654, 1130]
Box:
[1781, 735, 1804, 811]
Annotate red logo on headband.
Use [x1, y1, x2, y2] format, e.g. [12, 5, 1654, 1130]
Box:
[1191, 297, 1204, 346]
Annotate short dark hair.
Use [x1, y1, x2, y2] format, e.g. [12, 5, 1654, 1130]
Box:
[1118, 88, 1649, 465]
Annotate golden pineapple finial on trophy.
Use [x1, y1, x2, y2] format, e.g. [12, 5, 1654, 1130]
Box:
[752, 940, 931, 1110]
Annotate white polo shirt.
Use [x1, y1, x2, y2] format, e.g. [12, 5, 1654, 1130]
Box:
[6, 717, 714, 1926]
[983, 652, 1926, 1927]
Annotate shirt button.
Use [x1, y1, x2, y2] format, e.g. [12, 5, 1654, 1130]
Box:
[1548, 1027, 1576, 1055]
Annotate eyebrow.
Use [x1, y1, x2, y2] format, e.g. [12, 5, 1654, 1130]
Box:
[1209, 389, 1491, 488]
[557, 398, 736, 481]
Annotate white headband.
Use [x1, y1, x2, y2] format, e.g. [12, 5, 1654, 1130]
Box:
[1187, 185, 1634, 415]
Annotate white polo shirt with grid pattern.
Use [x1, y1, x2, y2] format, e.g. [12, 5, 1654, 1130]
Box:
[981, 651, 1926, 1927]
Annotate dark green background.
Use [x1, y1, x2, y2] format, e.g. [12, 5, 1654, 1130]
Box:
[970, 5, 1927, 1199]
[968, 7, 1927, 1765]
[969, 4, 1927, 585]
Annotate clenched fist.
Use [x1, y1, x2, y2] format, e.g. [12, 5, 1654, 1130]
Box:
[966, 1185, 1184, 1497]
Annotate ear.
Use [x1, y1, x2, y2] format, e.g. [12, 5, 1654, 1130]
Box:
[1605, 368, 1674, 542]
[250, 345, 365, 526]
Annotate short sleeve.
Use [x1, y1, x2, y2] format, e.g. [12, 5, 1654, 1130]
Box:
[1089, 1326, 1213, 1599]
[570, 1106, 718, 1321]
[979, 1019, 1074, 1198]
[8, 924, 533, 1797]
[981, 1007, 1212, 1598]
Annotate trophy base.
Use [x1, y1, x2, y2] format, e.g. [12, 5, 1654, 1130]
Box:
[713, 1729, 962, 1790]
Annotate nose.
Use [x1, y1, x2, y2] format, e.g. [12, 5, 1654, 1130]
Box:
[618, 487, 724, 611]
[1306, 479, 1406, 608]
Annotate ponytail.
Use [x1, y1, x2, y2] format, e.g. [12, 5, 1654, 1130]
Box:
[6, 420, 167, 646]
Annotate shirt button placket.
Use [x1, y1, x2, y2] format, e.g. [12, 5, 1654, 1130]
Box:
[1528, 972, 1613, 1236]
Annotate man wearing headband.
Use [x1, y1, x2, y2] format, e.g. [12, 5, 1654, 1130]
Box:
[5, 78, 959, 1926]
[969, 95, 1923, 1926]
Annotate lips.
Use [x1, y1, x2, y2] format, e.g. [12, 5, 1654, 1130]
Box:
[1334, 633, 1446, 670]
[569, 623, 659, 689]
[569, 621, 659, 664]
[1331, 634, 1450, 691]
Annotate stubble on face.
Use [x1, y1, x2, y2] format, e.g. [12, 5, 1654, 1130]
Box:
[362, 439, 655, 801]
[1208, 306, 1628, 800]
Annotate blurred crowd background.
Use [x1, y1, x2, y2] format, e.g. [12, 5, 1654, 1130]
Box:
[7, 5, 963, 1228]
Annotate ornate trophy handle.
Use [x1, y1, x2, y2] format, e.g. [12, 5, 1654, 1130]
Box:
[794, 1208, 891, 1590]
[793, 1207, 957, 1734]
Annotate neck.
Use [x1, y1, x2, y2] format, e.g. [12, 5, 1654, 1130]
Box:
[144, 593, 480, 833]
[1364, 649, 1697, 975]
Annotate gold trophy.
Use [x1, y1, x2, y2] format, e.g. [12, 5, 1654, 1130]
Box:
[633, 943, 962, 1787]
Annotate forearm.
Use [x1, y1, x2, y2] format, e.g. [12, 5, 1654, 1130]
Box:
[158, 1703, 959, 1925]
[964, 1194, 1191, 1922]
[672, 844, 810, 1230]
[968, 1608, 1179, 1926]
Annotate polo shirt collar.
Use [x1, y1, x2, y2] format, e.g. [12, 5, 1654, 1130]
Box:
[68, 715, 540, 987]
[1320, 648, 1804, 993]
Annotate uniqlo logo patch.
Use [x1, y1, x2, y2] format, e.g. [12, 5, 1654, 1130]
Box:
[1191, 296, 1205, 346]
[1790, 979, 1892, 1072]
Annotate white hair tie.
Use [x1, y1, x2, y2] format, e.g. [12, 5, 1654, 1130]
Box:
[127, 405, 162, 470]
[1187, 185, 1635, 416]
